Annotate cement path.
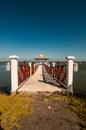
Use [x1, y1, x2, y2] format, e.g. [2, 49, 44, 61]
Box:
[18, 65, 65, 93]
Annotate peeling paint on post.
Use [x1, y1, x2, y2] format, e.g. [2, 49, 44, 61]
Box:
[66, 56, 75, 94]
[9, 55, 19, 94]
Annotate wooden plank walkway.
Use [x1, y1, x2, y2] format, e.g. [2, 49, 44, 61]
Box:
[17, 64, 66, 93]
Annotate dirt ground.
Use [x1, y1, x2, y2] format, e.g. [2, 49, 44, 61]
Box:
[12, 93, 85, 130]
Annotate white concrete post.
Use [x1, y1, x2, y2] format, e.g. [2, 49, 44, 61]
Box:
[65, 56, 75, 93]
[33, 63, 36, 72]
[6, 62, 11, 71]
[28, 62, 32, 76]
[48, 63, 50, 67]
[73, 63, 78, 72]
[52, 62, 56, 75]
[9, 55, 19, 93]
[48, 63, 50, 73]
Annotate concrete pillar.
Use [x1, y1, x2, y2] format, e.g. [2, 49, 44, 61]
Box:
[52, 62, 56, 67]
[48, 63, 50, 67]
[73, 63, 78, 72]
[65, 56, 75, 93]
[28, 62, 32, 76]
[6, 62, 11, 71]
[52, 62, 56, 76]
[9, 55, 19, 93]
[34, 63, 36, 72]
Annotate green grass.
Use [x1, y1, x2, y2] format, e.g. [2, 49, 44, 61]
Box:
[0, 94, 33, 130]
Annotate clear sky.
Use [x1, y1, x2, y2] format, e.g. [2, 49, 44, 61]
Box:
[0, 0, 86, 61]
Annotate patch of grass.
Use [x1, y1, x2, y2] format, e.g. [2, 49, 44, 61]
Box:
[0, 94, 33, 130]
[43, 95, 68, 102]
[68, 97, 86, 122]
[43, 95, 86, 122]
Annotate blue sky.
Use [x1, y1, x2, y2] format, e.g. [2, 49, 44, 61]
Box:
[0, 0, 86, 61]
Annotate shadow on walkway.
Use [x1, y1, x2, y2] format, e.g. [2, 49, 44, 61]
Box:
[42, 65, 66, 90]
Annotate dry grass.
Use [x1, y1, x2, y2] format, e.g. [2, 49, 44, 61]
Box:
[68, 97, 86, 122]
[43, 95, 86, 123]
[0, 93, 33, 130]
[0, 93, 86, 130]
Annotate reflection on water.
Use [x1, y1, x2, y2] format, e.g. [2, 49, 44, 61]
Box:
[0, 63, 86, 96]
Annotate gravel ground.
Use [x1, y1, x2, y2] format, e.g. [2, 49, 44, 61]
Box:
[13, 65, 85, 130]
[11, 93, 85, 130]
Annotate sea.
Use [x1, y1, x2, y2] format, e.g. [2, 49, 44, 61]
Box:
[0, 63, 86, 96]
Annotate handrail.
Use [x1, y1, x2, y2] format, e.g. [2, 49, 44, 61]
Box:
[18, 62, 30, 85]
[44, 62, 67, 87]
[9, 55, 75, 94]
[18, 61, 39, 85]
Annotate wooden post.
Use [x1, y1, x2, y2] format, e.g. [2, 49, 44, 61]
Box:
[9, 55, 19, 94]
[66, 56, 75, 94]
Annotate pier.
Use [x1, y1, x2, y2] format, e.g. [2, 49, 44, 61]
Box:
[17, 64, 63, 94]
[6, 54, 77, 95]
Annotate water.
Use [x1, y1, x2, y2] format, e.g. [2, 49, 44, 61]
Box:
[0, 64, 11, 93]
[74, 64, 86, 96]
[0, 63, 86, 96]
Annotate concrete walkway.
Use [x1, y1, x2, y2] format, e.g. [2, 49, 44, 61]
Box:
[17, 65, 65, 93]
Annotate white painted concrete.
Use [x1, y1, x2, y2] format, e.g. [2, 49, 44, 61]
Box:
[66, 56, 75, 91]
[9, 55, 19, 93]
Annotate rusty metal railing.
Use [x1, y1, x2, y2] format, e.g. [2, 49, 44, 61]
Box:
[18, 61, 39, 85]
[44, 62, 67, 87]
